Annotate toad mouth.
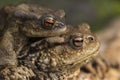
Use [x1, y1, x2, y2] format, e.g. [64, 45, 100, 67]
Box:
[72, 49, 99, 66]
[63, 46, 99, 67]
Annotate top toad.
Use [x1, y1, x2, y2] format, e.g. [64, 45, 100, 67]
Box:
[0, 4, 67, 68]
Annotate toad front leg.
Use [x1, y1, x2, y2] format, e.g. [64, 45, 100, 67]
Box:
[0, 31, 17, 69]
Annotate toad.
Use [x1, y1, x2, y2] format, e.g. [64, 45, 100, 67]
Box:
[17, 23, 100, 80]
[0, 4, 66, 69]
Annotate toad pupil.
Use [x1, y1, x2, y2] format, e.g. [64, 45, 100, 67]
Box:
[44, 17, 55, 28]
[72, 36, 83, 48]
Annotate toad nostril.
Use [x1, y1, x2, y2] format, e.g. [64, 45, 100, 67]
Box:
[87, 36, 94, 42]
[60, 22, 65, 26]
[55, 21, 65, 27]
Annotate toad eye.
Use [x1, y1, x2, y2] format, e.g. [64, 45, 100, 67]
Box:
[70, 36, 83, 49]
[43, 16, 56, 29]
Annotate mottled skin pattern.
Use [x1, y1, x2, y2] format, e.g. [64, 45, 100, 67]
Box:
[0, 4, 100, 80]
[17, 23, 100, 80]
[0, 24, 100, 80]
[79, 22, 120, 80]
[0, 4, 66, 69]
[0, 65, 35, 80]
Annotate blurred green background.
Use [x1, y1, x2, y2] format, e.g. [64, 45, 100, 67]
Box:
[0, 0, 120, 32]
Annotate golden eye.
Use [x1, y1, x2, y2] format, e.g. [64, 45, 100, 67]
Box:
[70, 36, 83, 49]
[43, 16, 55, 29]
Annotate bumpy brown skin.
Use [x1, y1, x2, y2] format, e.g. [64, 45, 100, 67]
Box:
[80, 23, 120, 79]
[0, 4, 66, 69]
[0, 24, 100, 80]
[18, 23, 100, 80]
[0, 65, 35, 80]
